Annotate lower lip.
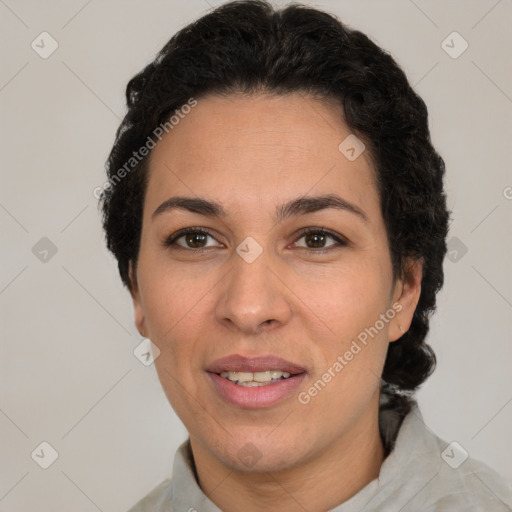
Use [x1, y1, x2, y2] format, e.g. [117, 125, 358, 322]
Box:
[208, 372, 306, 409]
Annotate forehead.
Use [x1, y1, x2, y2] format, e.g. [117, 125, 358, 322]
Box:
[144, 92, 379, 221]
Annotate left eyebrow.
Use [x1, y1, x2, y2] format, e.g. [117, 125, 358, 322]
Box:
[275, 194, 368, 224]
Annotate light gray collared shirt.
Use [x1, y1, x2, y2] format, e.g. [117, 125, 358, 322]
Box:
[127, 402, 512, 511]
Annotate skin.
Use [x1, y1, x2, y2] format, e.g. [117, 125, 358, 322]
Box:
[129, 92, 422, 512]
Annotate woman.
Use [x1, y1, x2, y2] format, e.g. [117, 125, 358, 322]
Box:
[99, 1, 512, 510]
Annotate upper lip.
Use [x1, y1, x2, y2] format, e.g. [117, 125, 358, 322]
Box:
[206, 354, 307, 375]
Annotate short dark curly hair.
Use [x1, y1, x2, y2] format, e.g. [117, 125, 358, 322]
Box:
[99, 0, 450, 397]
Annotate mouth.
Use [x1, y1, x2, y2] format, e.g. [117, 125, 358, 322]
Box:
[206, 354, 307, 408]
[206, 354, 307, 380]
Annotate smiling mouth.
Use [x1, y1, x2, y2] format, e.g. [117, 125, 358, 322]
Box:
[218, 370, 301, 387]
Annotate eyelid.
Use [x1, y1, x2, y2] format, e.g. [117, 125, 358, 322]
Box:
[164, 226, 348, 252]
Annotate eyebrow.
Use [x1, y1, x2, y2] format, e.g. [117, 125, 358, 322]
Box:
[152, 194, 368, 223]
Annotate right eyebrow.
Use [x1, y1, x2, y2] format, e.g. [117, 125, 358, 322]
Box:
[152, 197, 227, 220]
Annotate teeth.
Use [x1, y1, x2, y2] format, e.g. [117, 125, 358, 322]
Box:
[238, 381, 263, 387]
[253, 370, 271, 383]
[236, 379, 284, 387]
[219, 370, 292, 385]
[234, 371, 253, 383]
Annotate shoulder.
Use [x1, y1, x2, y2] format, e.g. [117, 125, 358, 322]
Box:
[125, 478, 173, 512]
[427, 423, 512, 510]
[376, 399, 512, 511]
[423, 455, 512, 511]
[418, 429, 512, 509]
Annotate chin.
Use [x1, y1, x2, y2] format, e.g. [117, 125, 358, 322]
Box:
[210, 430, 310, 473]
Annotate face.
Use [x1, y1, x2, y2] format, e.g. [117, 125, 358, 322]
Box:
[129, 92, 421, 473]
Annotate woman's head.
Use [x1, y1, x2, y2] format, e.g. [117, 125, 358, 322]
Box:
[100, 0, 449, 471]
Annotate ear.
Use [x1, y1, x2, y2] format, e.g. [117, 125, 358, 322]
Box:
[128, 261, 147, 338]
[388, 258, 423, 342]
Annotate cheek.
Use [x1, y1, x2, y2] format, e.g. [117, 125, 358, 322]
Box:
[142, 270, 214, 420]
[287, 264, 392, 436]
[140, 246, 392, 353]
[296, 257, 392, 396]
[139, 265, 228, 413]
[297, 256, 392, 339]
[140, 255, 212, 328]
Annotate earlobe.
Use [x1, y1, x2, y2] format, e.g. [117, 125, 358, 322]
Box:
[389, 258, 423, 342]
[128, 261, 147, 338]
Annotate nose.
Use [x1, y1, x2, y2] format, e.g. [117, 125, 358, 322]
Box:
[215, 248, 293, 334]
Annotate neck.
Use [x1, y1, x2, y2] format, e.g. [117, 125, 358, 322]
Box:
[189, 396, 385, 512]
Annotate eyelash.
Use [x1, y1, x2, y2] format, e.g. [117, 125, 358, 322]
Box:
[164, 226, 347, 255]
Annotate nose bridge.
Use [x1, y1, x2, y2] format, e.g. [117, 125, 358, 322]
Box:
[216, 242, 292, 333]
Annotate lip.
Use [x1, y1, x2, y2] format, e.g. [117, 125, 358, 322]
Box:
[206, 354, 307, 375]
[208, 372, 306, 409]
[206, 354, 307, 409]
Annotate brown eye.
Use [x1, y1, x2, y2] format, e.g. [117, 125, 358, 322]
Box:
[294, 228, 347, 252]
[165, 228, 222, 250]
[304, 232, 328, 248]
[184, 232, 208, 248]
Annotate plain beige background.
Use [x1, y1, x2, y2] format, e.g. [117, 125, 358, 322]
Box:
[1, 0, 511, 510]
